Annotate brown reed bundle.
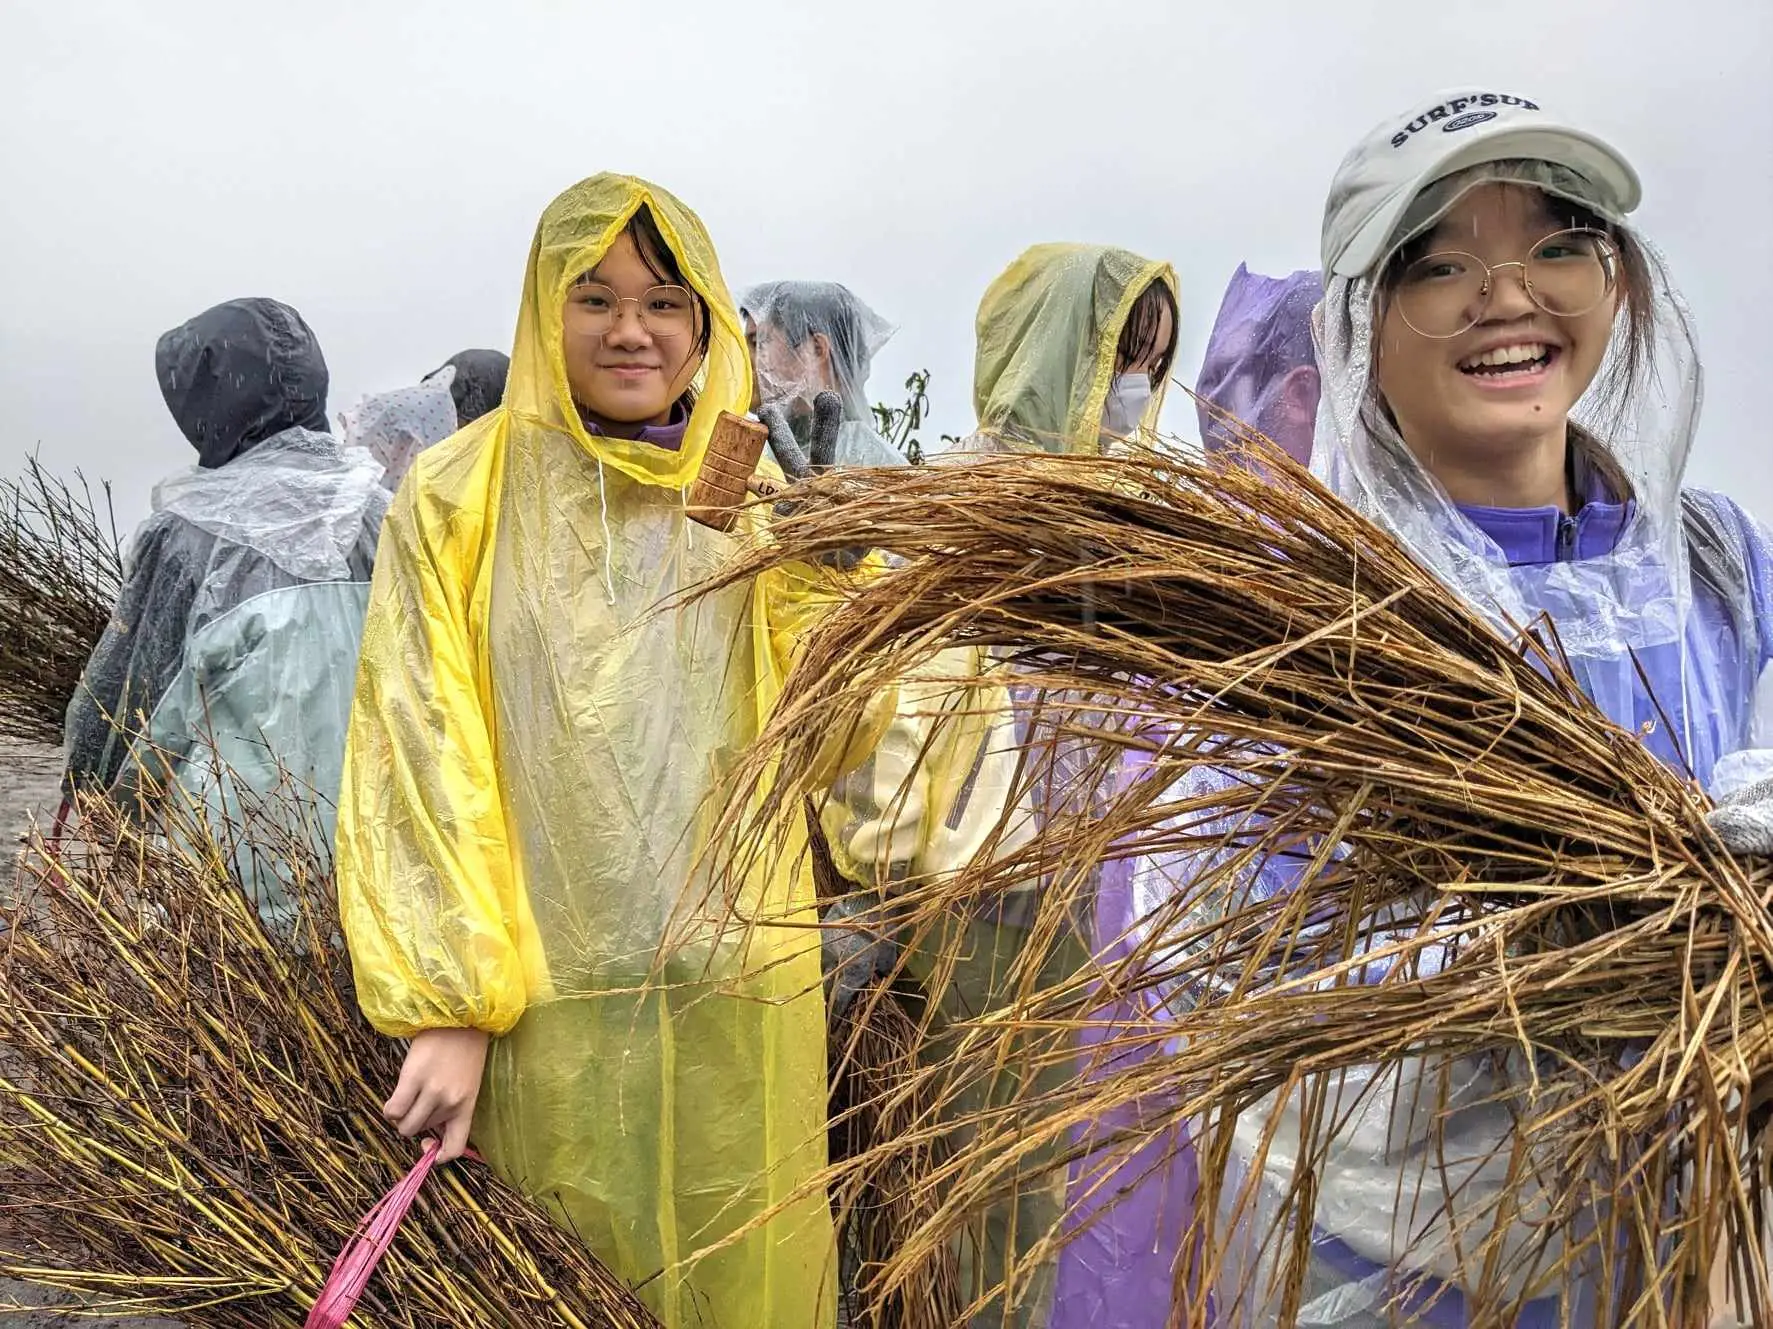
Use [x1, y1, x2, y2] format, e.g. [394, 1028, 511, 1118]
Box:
[0, 780, 661, 1328]
[0, 457, 123, 744]
[806, 803, 964, 1329]
[697, 445, 1773, 1327]
[827, 987, 964, 1329]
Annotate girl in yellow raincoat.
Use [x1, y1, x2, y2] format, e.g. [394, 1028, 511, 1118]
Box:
[336, 174, 835, 1328]
[816, 243, 1181, 1326]
[968, 242, 1178, 456]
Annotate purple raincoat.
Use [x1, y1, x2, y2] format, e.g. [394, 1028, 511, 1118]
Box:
[1195, 266, 1323, 465]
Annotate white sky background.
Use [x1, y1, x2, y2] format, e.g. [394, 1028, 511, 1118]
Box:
[2, 0, 1768, 532]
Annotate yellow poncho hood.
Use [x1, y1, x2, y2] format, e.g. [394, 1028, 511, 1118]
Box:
[508, 172, 752, 488]
[972, 242, 1178, 455]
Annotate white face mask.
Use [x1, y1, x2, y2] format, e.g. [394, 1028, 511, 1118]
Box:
[1100, 372, 1153, 444]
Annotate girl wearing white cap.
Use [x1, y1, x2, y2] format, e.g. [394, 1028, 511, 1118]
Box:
[1128, 90, 1773, 1326]
[1313, 89, 1772, 794]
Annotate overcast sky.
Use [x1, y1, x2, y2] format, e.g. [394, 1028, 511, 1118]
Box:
[3, 0, 1768, 532]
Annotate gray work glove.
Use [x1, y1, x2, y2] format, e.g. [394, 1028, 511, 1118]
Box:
[757, 391, 867, 570]
[822, 892, 902, 1019]
[1707, 774, 1773, 857]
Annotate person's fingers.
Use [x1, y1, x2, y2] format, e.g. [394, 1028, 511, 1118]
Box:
[758, 406, 810, 481]
[809, 392, 842, 473]
[383, 1059, 423, 1122]
[437, 1108, 474, 1163]
[393, 1088, 440, 1140]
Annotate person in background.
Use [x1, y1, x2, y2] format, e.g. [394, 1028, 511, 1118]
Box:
[969, 243, 1194, 1329]
[814, 242, 1182, 1327]
[341, 349, 510, 492]
[63, 297, 386, 923]
[1194, 264, 1323, 464]
[336, 174, 844, 1329]
[968, 243, 1177, 455]
[742, 280, 904, 467]
[339, 374, 459, 491]
[424, 348, 509, 426]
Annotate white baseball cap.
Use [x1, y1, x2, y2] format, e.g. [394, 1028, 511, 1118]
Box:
[1321, 90, 1641, 279]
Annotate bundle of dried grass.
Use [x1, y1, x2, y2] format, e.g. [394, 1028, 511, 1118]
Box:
[827, 988, 964, 1329]
[806, 804, 963, 1329]
[0, 781, 660, 1328]
[0, 457, 123, 744]
[701, 445, 1773, 1326]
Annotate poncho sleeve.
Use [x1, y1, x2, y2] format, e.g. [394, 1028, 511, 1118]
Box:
[816, 649, 1030, 890]
[336, 448, 532, 1039]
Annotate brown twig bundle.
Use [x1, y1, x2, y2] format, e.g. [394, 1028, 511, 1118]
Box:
[0, 456, 123, 744]
[0, 781, 660, 1328]
[806, 805, 963, 1329]
[827, 988, 964, 1329]
[701, 445, 1773, 1326]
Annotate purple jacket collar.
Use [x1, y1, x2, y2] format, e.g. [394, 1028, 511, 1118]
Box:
[580, 402, 689, 452]
[1455, 456, 1634, 566]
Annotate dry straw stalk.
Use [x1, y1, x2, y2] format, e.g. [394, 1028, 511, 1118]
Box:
[0, 456, 123, 744]
[699, 444, 1772, 1327]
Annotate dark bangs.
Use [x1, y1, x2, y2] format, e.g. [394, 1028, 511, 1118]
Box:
[1117, 279, 1178, 383]
[625, 204, 714, 360]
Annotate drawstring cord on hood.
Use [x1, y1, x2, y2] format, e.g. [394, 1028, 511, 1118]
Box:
[594, 454, 616, 606]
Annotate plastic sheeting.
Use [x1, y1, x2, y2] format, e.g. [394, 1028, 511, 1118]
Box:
[67, 429, 382, 926]
[971, 244, 1176, 456]
[145, 580, 374, 928]
[67, 431, 383, 803]
[151, 430, 387, 584]
[1195, 264, 1323, 463]
[742, 280, 904, 468]
[336, 173, 835, 1329]
[1127, 763, 1583, 1328]
[339, 377, 459, 490]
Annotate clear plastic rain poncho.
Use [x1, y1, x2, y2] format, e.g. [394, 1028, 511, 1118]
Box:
[65, 300, 386, 927]
[339, 376, 459, 490]
[741, 279, 903, 468]
[970, 243, 1176, 456]
[1195, 264, 1324, 463]
[1126, 160, 1773, 1327]
[336, 175, 836, 1329]
[425, 348, 510, 426]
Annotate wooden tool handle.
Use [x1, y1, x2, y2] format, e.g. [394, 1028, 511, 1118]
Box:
[685, 411, 769, 532]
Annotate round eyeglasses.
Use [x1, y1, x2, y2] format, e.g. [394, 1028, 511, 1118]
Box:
[1391, 228, 1620, 339]
[567, 282, 697, 339]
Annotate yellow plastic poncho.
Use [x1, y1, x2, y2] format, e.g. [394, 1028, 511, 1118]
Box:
[972, 242, 1176, 455]
[337, 174, 834, 1328]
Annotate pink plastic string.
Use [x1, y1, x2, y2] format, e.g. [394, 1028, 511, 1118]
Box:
[304, 1139, 450, 1328]
[45, 796, 71, 866]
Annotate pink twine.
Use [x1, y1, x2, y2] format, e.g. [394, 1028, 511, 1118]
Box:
[305, 1140, 472, 1328]
[45, 797, 71, 865]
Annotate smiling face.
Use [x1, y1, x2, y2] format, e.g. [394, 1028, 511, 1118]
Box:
[1375, 183, 1623, 491]
[562, 229, 706, 434]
